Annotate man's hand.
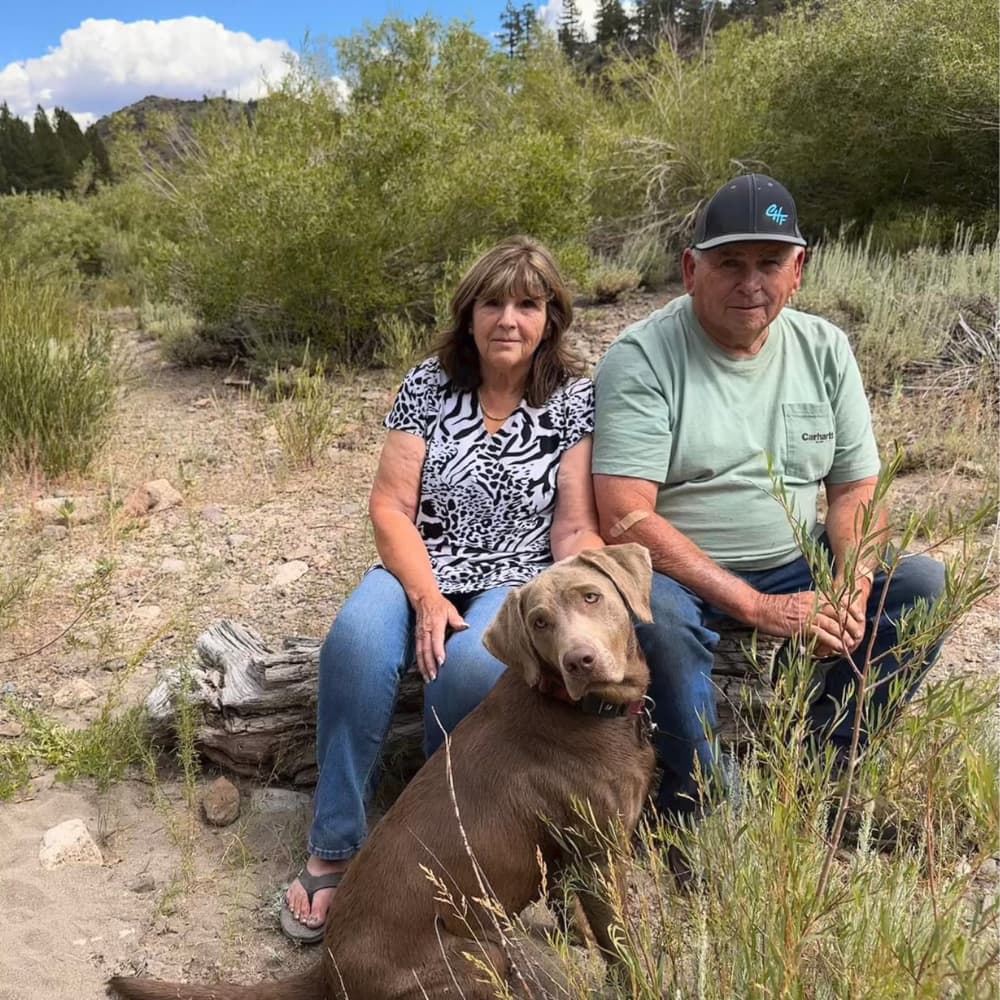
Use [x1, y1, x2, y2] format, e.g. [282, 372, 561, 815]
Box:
[753, 581, 869, 659]
[813, 574, 871, 658]
[412, 593, 468, 682]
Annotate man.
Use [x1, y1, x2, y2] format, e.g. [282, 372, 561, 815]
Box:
[592, 173, 945, 821]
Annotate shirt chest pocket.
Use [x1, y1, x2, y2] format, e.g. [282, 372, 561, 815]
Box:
[782, 402, 835, 482]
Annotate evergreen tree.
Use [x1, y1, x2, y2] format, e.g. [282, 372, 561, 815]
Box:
[498, 0, 523, 57]
[84, 125, 113, 187]
[0, 103, 38, 192]
[595, 0, 632, 47]
[520, 3, 538, 45]
[558, 0, 586, 60]
[54, 108, 89, 179]
[635, 0, 677, 46]
[32, 105, 70, 191]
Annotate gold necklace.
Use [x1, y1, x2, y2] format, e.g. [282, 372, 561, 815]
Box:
[481, 405, 517, 421]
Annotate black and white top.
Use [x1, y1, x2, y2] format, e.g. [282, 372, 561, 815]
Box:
[385, 357, 594, 594]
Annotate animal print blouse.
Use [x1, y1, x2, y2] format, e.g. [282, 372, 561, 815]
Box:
[384, 357, 594, 595]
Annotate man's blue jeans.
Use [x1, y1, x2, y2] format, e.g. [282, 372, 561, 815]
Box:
[308, 568, 511, 860]
[638, 539, 946, 817]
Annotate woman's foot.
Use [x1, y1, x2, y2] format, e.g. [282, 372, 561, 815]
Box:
[285, 856, 348, 929]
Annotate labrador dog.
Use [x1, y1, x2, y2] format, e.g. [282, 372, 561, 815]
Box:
[108, 543, 656, 1000]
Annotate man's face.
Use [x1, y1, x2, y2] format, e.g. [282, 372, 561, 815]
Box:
[682, 242, 805, 352]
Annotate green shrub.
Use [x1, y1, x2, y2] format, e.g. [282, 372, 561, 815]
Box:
[763, 0, 998, 235]
[156, 21, 596, 363]
[0, 193, 105, 278]
[592, 0, 997, 252]
[585, 257, 642, 303]
[264, 354, 349, 468]
[0, 258, 120, 475]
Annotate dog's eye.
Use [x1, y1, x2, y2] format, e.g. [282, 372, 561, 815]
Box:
[583, 592, 601, 604]
[532, 616, 549, 630]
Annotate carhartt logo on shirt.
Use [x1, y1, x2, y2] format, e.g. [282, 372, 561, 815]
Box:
[801, 431, 834, 442]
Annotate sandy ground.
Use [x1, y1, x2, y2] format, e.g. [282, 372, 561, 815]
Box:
[0, 295, 996, 999]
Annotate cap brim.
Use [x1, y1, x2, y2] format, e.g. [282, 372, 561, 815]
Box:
[693, 232, 808, 251]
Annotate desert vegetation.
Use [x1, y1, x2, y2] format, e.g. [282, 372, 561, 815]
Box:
[0, 0, 996, 995]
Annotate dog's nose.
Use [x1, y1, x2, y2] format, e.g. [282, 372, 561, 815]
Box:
[563, 644, 597, 674]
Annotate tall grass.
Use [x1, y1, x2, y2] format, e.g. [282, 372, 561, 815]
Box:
[0, 258, 120, 476]
[798, 233, 999, 391]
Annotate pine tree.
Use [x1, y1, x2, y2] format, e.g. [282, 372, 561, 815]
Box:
[635, 0, 677, 46]
[32, 105, 70, 191]
[520, 3, 538, 45]
[558, 0, 586, 60]
[595, 0, 631, 47]
[0, 103, 38, 192]
[54, 108, 89, 180]
[84, 125, 113, 187]
[498, 0, 523, 57]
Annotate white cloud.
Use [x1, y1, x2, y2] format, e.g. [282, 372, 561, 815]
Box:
[0, 17, 297, 122]
[537, 0, 599, 39]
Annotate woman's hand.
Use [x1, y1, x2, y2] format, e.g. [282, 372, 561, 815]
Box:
[412, 592, 468, 682]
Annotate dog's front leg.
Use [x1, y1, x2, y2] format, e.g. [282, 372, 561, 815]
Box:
[574, 857, 627, 965]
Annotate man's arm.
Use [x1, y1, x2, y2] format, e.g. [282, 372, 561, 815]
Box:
[593, 474, 826, 640]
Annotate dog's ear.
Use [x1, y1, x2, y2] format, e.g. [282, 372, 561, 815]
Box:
[575, 543, 653, 623]
[482, 588, 542, 687]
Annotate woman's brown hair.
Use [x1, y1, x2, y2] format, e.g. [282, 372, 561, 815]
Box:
[435, 236, 584, 407]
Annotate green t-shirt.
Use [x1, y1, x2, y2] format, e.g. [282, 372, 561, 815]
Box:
[593, 295, 880, 571]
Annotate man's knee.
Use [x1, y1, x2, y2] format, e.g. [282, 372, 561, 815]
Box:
[886, 553, 947, 609]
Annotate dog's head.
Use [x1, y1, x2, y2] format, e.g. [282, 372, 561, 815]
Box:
[483, 543, 653, 704]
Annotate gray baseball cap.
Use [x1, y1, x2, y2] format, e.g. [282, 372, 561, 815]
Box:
[692, 174, 807, 250]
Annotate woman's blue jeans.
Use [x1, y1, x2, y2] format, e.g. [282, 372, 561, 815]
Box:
[638, 538, 946, 818]
[308, 568, 511, 860]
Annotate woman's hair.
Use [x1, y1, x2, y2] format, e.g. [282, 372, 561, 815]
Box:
[435, 235, 583, 407]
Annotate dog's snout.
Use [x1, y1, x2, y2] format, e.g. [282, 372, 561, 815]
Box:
[563, 643, 597, 674]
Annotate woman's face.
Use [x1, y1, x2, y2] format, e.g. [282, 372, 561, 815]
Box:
[470, 290, 548, 379]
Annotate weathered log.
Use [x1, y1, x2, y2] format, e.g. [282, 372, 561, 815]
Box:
[145, 620, 785, 786]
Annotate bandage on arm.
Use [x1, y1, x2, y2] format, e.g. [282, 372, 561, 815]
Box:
[608, 509, 650, 539]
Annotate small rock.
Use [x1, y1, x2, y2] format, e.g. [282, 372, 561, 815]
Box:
[39, 818, 103, 869]
[33, 497, 98, 525]
[42, 524, 69, 540]
[339, 502, 361, 517]
[134, 605, 162, 623]
[0, 719, 24, 738]
[201, 505, 227, 526]
[160, 557, 187, 574]
[249, 788, 312, 814]
[52, 678, 99, 709]
[2, 682, 17, 696]
[271, 561, 309, 588]
[128, 875, 156, 894]
[227, 533, 250, 548]
[192, 397, 212, 409]
[980, 858, 999, 880]
[202, 776, 241, 827]
[123, 479, 183, 517]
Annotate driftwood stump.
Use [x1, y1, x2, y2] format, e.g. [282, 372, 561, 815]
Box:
[146, 621, 786, 786]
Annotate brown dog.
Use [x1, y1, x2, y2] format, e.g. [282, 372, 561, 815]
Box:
[108, 543, 656, 1000]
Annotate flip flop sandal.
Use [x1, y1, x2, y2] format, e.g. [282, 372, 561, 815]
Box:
[280, 868, 344, 944]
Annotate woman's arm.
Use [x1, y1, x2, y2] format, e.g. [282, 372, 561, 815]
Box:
[369, 430, 466, 681]
[549, 436, 605, 560]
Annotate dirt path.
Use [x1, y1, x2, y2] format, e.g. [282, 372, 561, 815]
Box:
[0, 296, 995, 999]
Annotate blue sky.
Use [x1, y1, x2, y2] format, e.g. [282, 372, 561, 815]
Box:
[0, 1, 582, 124]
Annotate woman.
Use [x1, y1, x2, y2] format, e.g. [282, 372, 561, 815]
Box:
[283, 236, 603, 942]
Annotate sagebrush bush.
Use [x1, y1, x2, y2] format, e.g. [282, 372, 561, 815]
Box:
[797, 232, 999, 391]
[0, 258, 120, 475]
